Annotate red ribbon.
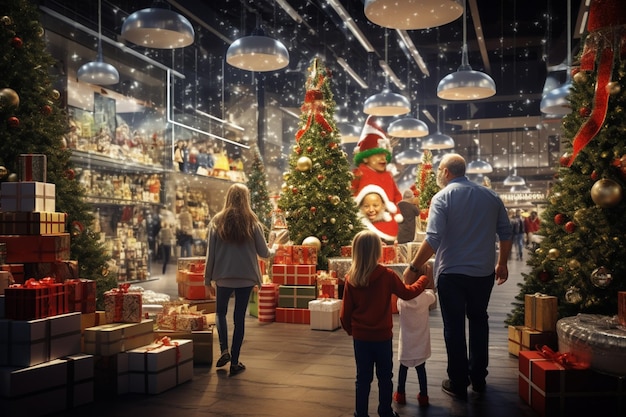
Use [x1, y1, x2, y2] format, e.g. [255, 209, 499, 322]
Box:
[537, 345, 589, 370]
[295, 62, 332, 141]
[148, 336, 181, 363]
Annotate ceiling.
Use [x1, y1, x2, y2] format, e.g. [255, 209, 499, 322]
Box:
[39, 0, 588, 194]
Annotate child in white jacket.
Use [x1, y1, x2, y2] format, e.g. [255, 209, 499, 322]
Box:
[393, 276, 436, 407]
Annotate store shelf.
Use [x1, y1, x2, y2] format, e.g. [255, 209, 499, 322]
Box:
[70, 150, 167, 174]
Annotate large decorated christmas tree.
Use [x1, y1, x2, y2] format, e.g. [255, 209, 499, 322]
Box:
[412, 149, 439, 232]
[247, 146, 273, 234]
[507, 0, 626, 324]
[277, 58, 361, 269]
[0, 0, 114, 306]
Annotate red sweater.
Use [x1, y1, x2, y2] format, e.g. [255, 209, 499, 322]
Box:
[340, 265, 428, 341]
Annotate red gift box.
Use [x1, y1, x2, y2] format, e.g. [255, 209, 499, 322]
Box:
[380, 245, 397, 264]
[271, 264, 317, 285]
[340, 246, 352, 257]
[275, 307, 310, 324]
[274, 245, 317, 265]
[0, 233, 70, 263]
[518, 350, 624, 417]
[258, 283, 279, 322]
[18, 153, 47, 182]
[104, 284, 143, 323]
[4, 278, 68, 320]
[66, 278, 96, 313]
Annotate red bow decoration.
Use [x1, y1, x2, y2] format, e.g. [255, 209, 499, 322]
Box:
[295, 59, 332, 141]
[568, 0, 626, 166]
[537, 345, 589, 370]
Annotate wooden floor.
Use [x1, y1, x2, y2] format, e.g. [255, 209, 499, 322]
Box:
[56, 255, 539, 417]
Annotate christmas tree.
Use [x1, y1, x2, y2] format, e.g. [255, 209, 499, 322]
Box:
[412, 149, 438, 231]
[507, 1, 626, 324]
[0, 0, 114, 307]
[247, 146, 273, 234]
[277, 58, 361, 269]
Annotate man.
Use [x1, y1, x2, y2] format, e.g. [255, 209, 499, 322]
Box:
[396, 189, 420, 244]
[403, 153, 512, 400]
[509, 208, 525, 261]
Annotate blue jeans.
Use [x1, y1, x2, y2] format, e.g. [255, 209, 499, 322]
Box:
[437, 273, 494, 389]
[353, 338, 394, 417]
[215, 285, 253, 365]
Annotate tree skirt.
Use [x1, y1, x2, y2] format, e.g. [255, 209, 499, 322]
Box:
[557, 314, 626, 376]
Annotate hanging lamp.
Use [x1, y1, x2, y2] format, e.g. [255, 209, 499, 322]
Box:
[388, 117, 429, 138]
[437, 0, 495, 100]
[77, 0, 119, 86]
[226, 9, 289, 73]
[363, 30, 410, 116]
[541, 0, 572, 115]
[421, 106, 454, 150]
[465, 123, 492, 173]
[364, 0, 463, 30]
[121, 0, 194, 49]
[395, 137, 423, 164]
[503, 169, 526, 186]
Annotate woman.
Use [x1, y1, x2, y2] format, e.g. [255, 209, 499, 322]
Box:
[204, 183, 273, 376]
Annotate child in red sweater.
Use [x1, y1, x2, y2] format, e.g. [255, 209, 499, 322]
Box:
[341, 230, 429, 417]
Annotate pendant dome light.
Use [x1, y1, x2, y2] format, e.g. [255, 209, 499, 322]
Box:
[121, 0, 194, 49]
[395, 137, 423, 164]
[465, 123, 492, 174]
[363, 30, 411, 116]
[364, 0, 463, 30]
[421, 106, 455, 150]
[437, 0, 496, 100]
[77, 0, 119, 86]
[388, 117, 429, 138]
[540, 0, 572, 115]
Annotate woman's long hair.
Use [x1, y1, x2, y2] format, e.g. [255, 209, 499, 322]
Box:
[346, 230, 382, 288]
[212, 183, 259, 244]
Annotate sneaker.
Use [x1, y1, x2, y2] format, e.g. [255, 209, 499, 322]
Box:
[229, 362, 246, 376]
[393, 392, 406, 405]
[417, 393, 429, 407]
[216, 351, 231, 367]
[441, 379, 467, 400]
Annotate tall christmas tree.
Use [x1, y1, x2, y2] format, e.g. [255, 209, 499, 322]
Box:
[277, 58, 361, 269]
[247, 146, 273, 234]
[0, 0, 114, 306]
[507, 0, 626, 324]
[412, 149, 439, 231]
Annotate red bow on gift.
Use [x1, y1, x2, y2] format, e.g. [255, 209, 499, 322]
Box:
[537, 345, 589, 370]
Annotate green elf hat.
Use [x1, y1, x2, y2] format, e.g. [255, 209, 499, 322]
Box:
[353, 115, 392, 166]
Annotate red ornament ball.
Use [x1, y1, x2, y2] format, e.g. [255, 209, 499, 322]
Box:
[11, 36, 22, 48]
[7, 116, 19, 128]
[64, 169, 75, 180]
[591, 170, 599, 180]
[559, 153, 571, 167]
[317, 174, 324, 181]
[328, 142, 337, 149]
[564, 221, 576, 233]
[295, 146, 302, 155]
[42, 104, 52, 115]
[310, 206, 316, 213]
[538, 270, 551, 282]
[291, 187, 298, 194]
[306, 146, 314, 153]
[579, 106, 591, 117]
[554, 213, 566, 225]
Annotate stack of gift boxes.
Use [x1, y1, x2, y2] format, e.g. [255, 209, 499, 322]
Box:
[508, 293, 558, 357]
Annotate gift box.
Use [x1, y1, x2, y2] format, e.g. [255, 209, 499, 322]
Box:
[104, 284, 142, 323]
[328, 257, 351, 282]
[258, 283, 279, 323]
[0, 234, 70, 264]
[340, 246, 352, 257]
[93, 353, 130, 397]
[275, 307, 310, 324]
[508, 325, 557, 357]
[83, 319, 154, 356]
[309, 298, 341, 331]
[0, 312, 81, 367]
[18, 154, 47, 183]
[524, 293, 558, 332]
[380, 245, 397, 264]
[518, 350, 625, 417]
[66, 279, 96, 313]
[271, 264, 317, 285]
[179, 271, 214, 300]
[4, 278, 69, 320]
[24, 260, 78, 282]
[154, 329, 213, 365]
[274, 244, 318, 265]
[316, 273, 339, 299]
[278, 285, 317, 309]
[63, 353, 95, 409]
[156, 311, 207, 331]
[0, 211, 66, 235]
[0, 181, 55, 212]
[127, 338, 193, 394]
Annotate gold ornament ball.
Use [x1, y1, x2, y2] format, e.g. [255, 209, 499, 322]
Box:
[51, 89, 61, 100]
[0, 88, 19, 109]
[573, 71, 588, 84]
[296, 156, 313, 172]
[568, 259, 581, 270]
[547, 248, 560, 260]
[590, 178, 623, 208]
[1, 16, 12, 26]
[281, 182, 288, 192]
[283, 172, 290, 181]
[302, 236, 321, 251]
[330, 195, 340, 205]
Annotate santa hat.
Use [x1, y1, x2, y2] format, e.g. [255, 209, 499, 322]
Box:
[353, 116, 392, 166]
[354, 184, 403, 223]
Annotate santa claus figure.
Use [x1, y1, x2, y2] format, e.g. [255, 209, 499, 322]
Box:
[352, 116, 403, 241]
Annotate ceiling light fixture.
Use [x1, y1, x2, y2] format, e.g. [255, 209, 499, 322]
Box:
[121, 0, 194, 49]
[503, 169, 526, 186]
[395, 138, 423, 164]
[421, 106, 454, 149]
[437, 0, 496, 100]
[363, 30, 411, 116]
[77, 0, 119, 86]
[364, 0, 463, 30]
[226, 26, 290, 72]
[540, 0, 572, 115]
[465, 123, 492, 173]
[337, 57, 368, 89]
[326, 0, 376, 53]
[388, 117, 429, 138]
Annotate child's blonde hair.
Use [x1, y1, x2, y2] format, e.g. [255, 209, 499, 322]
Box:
[346, 230, 382, 288]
